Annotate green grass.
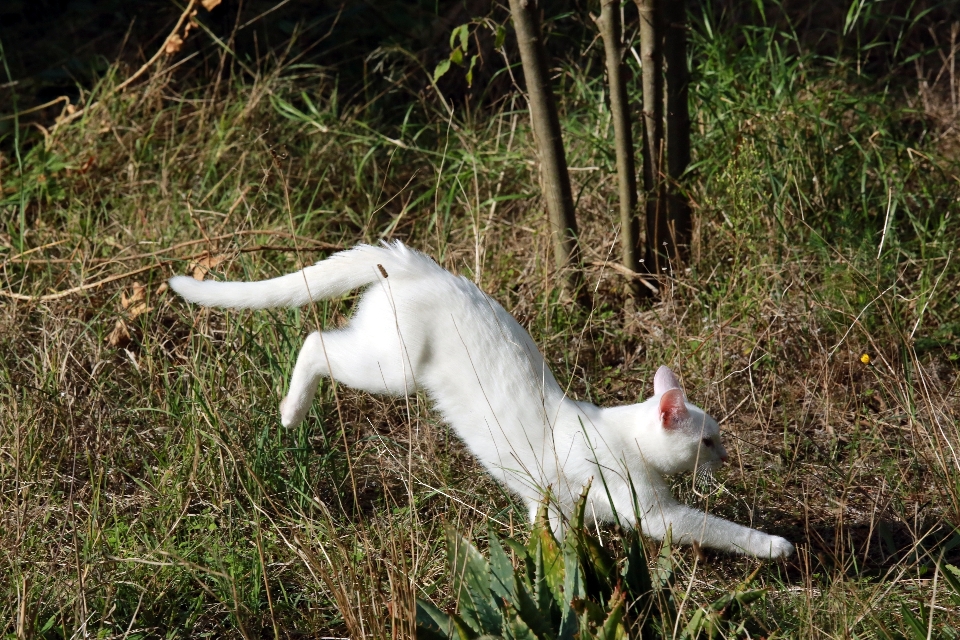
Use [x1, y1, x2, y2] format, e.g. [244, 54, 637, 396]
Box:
[2, 4, 960, 638]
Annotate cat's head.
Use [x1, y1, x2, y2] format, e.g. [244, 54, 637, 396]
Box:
[645, 366, 728, 475]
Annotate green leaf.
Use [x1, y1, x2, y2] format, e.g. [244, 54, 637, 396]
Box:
[597, 588, 626, 640]
[451, 48, 464, 66]
[563, 487, 619, 600]
[581, 533, 616, 585]
[569, 595, 606, 626]
[531, 498, 551, 539]
[447, 525, 503, 635]
[513, 572, 558, 640]
[653, 528, 674, 589]
[494, 25, 506, 49]
[559, 534, 585, 640]
[561, 529, 613, 603]
[271, 95, 309, 123]
[702, 587, 766, 634]
[450, 24, 470, 51]
[299, 90, 320, 117]
[38, 615, 57, 634]
[504, 600, 540, 640]
[622, 530, 652, 602]
[537, 527, 565, 607]
[901, 602, 929, 640]
[450, 611, 483, 640]
[417, 599, 457, 640]
[942, 563, 960, 606]
[729, 588, 767, 612]
[417, 599, 480, 640]
[679, 587, 766, 638]
[467, 53, 478, 85]
[570, 484, 590, 531]
[506, 537, 536, 593]
[528, 502, 563, 603]
[680, 606, 708, 639]
[434, 59, 452, 82]
[489, 533, 517, 603]
[531, 536, 555, 615]
[505, 537, 529, 559]
[557, 609, 577, 640]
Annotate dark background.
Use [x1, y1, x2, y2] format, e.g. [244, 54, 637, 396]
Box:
[3, 0, 959, 121]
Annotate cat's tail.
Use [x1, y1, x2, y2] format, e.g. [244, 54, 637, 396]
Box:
[168, 241, 427, 309]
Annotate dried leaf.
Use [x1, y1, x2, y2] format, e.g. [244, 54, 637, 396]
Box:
[107, 319, 131, 348]
[201, 0, 221, 11]
[120, 282, 144, 309]
[190, 253, 228, 281]
[156, 282, 169, 295]
[184, 11, 199, 37]
[127, 301, 151, 320]
[164, 34, 184, 56]
[120, 282, 153, 320]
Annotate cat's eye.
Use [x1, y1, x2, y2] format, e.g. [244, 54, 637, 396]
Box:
[702, 437, 714, 447]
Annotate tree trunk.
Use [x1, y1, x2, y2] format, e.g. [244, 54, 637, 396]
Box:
[664, 0, 691, 261]
[597, 0, 645, 300]
[635, 0, 667, 277]
[509, 0, 586, 302]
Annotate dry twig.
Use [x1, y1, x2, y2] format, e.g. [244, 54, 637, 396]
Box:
[1, 230, 344, 302]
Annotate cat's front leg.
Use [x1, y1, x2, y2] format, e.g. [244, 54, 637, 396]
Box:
[643, 503, 794, 559]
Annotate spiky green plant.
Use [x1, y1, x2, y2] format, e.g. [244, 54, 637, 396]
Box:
[417, 486, 768, 639]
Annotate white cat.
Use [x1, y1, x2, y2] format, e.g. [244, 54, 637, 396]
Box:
[170, 241, 794, 558]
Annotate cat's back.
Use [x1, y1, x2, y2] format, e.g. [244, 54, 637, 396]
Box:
[369, 245, 551, 380]
[373, 245, 506, 318]
[366, 241, 451, 283]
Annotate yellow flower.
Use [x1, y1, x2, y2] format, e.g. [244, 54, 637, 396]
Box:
[860, 354, 871, 364]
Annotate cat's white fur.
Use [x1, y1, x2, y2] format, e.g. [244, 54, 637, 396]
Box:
[170, 242, 794, 558]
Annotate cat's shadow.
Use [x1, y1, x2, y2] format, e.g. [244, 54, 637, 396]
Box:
[695, 515, 960, 583]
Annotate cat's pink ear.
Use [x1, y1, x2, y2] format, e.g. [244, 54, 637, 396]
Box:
[659, 388, 689, 429]
[654, 366, 683, 396]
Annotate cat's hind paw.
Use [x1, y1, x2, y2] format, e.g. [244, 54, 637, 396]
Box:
[279, 396, 308, 428]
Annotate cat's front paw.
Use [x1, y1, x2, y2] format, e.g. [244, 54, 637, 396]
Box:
[759, 535, 794, 559]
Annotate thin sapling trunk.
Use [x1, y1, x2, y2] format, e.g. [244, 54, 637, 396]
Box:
[597, 0, 645, 299]
[664, 0, 691, 260]
[636, 0, 667, 277]
[509, 0, 586, 302]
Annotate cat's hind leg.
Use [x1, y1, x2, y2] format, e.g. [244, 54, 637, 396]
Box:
[280, 326, 418, 427]
[280, 331, 328, 428]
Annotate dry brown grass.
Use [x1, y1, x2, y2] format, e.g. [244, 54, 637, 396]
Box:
[2, 9, 960, 637]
